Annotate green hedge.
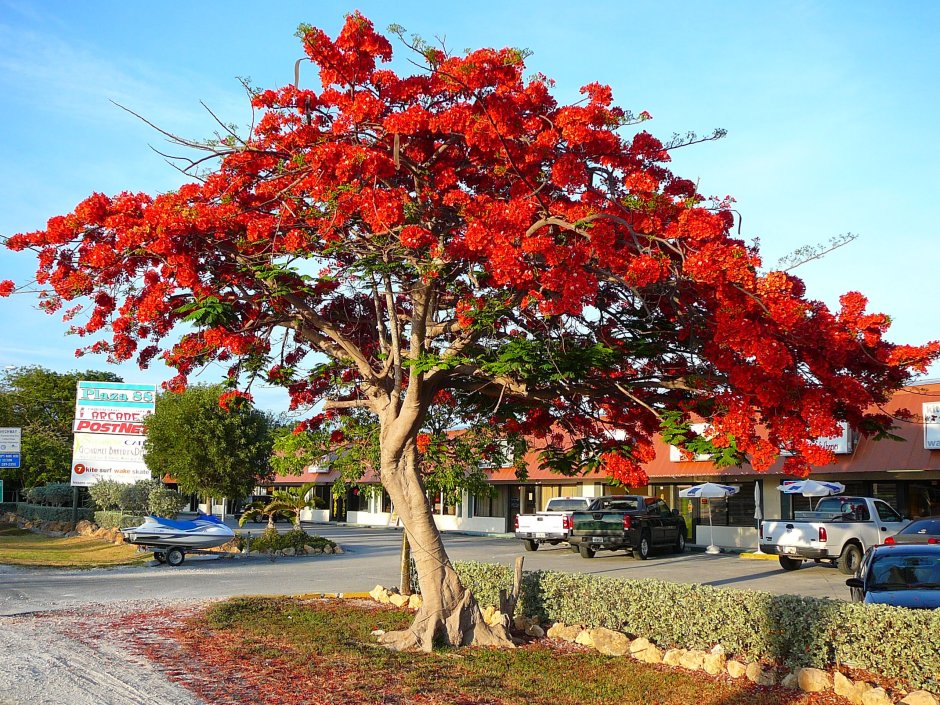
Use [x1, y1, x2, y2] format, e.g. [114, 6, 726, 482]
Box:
[235, 528, 335, 553]
[12, 503, 94, 524]
[0, 502, 16, 513]
[93, 511, 146, 530]
[454, 562, 940, 692]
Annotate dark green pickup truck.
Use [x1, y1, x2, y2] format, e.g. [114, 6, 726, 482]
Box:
[568, 495, 687, 559]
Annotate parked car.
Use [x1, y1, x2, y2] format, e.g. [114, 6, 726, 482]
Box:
[845, 544, 940, 609]
[514, 496, 593, 551]
[884, 516, 940, 545]
[568, 495, 686, 559]
[759, 496, 909, 574]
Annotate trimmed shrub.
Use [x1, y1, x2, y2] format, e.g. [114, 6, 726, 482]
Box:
[236, 528, 335, 554]
[147, 486, 187, 518]
[454, 562, 940, 691]
[15, 504, 93, 524]
[0, 502, 16, 513]
[93, 511, 146, 530]
[88, 480, 125, 511]
[119, 479, 158, 514]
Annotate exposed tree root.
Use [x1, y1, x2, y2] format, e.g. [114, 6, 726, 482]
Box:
[377, 588, 514, 652]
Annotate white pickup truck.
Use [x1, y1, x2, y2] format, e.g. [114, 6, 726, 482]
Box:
[759, 496, 909, 574]
[514, 496, 593, 551]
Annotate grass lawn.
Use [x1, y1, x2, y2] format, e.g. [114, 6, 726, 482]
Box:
[144, 597, 846, 705]
[0, 523, 146, 567]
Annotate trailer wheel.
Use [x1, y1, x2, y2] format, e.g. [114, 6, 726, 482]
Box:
[523, 539, 539, 552]
[635, 531, 651, 560]
[578, 544, 596, 559]
[838, 543, 863, 575]
[153, 552, 167, 564]
[570, 545, 580, 553]
[779, 555, 802, 571]
[166, 548, 185, 567]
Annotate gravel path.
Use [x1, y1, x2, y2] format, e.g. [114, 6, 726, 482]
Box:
[0, 601, 208, 705]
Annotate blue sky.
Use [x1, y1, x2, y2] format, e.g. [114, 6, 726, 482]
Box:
[1, 0, 938, 414]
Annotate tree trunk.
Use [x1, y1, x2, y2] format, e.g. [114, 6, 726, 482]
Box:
[399, 531, 412, 596]
[376, 443, 513, 652]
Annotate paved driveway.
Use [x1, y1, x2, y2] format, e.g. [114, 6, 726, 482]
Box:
[0, 524, 851, 616]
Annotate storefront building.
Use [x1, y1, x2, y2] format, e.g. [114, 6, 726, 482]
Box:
[264, 380, 940, 548]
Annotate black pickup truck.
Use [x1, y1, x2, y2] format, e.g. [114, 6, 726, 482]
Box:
[568, 495, 687, 559]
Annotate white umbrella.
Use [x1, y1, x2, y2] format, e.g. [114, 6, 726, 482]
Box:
[679, 483, 739, 554]
[776, 479, 846, 497]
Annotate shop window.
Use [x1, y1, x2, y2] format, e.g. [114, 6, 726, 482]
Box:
[472, 490, 503, 518]
[704, 482, 757, 527]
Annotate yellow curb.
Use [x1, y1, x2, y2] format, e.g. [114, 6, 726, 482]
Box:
[739, 552, 779, 561]
[292, 592, 373, 599]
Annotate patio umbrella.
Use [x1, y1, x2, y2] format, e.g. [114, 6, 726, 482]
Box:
[777, 479, 846, 510]
[679, 483, 740, 554]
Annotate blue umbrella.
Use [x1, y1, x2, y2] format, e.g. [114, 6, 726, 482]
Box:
[679, 483, 739, 554]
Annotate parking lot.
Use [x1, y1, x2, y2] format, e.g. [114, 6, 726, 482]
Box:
[0, 523, 852, 617]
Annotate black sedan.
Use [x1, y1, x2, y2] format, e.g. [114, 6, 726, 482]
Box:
[884, 516, 940, 545]
[846, 544, 940, 609]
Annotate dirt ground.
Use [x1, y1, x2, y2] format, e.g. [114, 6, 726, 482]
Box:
[0, 601, 207, 705]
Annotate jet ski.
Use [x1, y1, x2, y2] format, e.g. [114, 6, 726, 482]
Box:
[121, 512, 235, 566]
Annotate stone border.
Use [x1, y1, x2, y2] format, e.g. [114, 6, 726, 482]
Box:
[365, 585, 936, 705]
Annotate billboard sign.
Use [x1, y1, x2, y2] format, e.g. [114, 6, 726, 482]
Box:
[70, 434, 151, 486]
[71, 381, 156, 486]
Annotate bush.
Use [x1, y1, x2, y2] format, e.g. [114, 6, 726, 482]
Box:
[119, 479, 158, 514]
[15, 504, 93, 524]
[147, 486, 187, 518]
[88, 480, 125, 511]
[94, 510, 146, 529]
[236, 528, 335, 554]
[0, 502, 16, 513]
[454, 562, 940, 692]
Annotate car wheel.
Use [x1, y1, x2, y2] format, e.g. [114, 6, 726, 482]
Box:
[153, 552, 166, 564]
[635, 531, 651, 560]
[675, 531, 686, 554]
[779, 555, 802, 571]
[578, 544, 595, 559]
[166, 548, 185, 567]
[838, 544, 863, 575]
[523, 539, 538, 552]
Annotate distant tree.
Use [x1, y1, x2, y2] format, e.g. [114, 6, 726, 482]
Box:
[238, 495, 285, 530]
[0, 366, 122, 492]
[269, 483, 324, 528]
[143, 384, 274, 502]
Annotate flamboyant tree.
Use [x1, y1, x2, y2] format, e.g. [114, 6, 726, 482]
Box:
[3, 15, 937, 649]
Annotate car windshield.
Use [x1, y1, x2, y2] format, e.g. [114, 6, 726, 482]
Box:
[596, 498, 639, 511]
[869, 554, 940, 590]
[545, 499, 590, 511]
[898, 519, 940, 535]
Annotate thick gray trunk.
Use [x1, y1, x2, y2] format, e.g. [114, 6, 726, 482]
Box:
[376, 441, 512, 651]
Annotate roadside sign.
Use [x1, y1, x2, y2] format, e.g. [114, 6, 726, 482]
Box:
[0, 428, 21, 469]
[72, 382, 156, 485]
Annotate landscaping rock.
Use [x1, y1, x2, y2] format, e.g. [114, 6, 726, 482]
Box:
[854, 680, 875, 705]
[703, 652, 726, 675]
[525, 624, 545, 638]
[726, 660, 747, 679]
[861, 687, 892, 705]
[900, 691, 940, 705]
[389, 593, 409, 608]
[745, 662, 775, 686]
[282, 547, 295, 556]
[663, 649, 686, 667]
[333, 546, 343, 554]
[407, 594, 422, 610]
[834, 673, 858, 703]
[797, 667, 832, 693]
[781, 673, 800, 689]
[589, 628, 630, 657]
[546, 622, 566, 638]
[574, 630, 594, 647]
[628, 637, 651, 655]
[678, 650, 706, 671]
[635, 645, 663, 664]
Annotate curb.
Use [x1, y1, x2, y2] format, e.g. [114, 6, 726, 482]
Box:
[739, 552, 779, 561]
[292, 592, 372, 599]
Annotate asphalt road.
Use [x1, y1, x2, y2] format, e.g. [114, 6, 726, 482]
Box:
[0, 524, 853, 616]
